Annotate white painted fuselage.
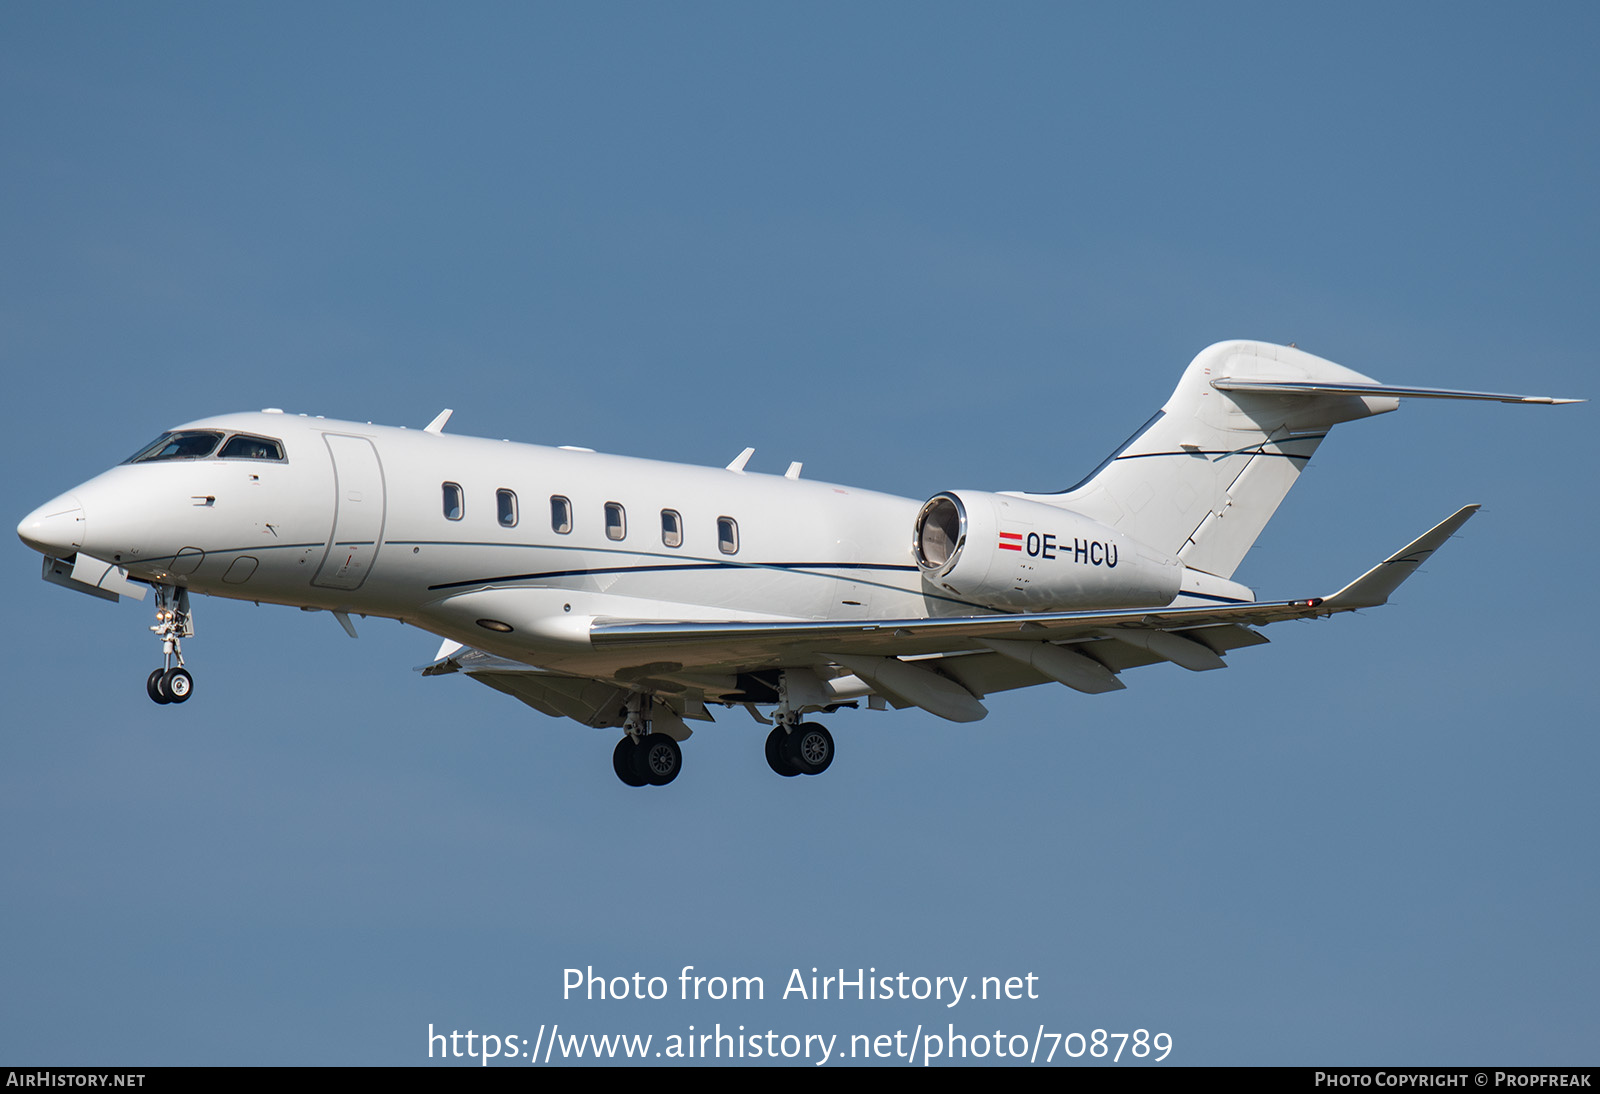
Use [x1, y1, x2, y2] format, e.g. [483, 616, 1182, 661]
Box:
[20, 410, 962, 676]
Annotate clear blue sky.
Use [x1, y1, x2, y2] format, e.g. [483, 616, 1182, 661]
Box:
[3, 2, 1594, 1066]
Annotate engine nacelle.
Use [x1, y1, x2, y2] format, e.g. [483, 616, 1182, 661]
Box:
[912, 491, 1182, 612]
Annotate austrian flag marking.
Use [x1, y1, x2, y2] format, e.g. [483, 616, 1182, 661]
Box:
[1001, 529, 1123, 567]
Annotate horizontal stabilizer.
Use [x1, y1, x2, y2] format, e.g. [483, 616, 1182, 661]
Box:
[1321, 504, 1480, 610]
[1212, 379, 1582, 405]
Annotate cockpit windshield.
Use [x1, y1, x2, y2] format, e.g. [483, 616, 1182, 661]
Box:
[125, 431, 224, 463]
[124, 431, 286, 464]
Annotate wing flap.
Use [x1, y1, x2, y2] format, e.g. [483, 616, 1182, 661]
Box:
[590, 597, 1325, 656]
[470, 671, 631, 728]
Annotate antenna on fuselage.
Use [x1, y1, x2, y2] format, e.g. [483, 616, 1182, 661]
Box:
[726, 447, 755, 473]
[423, 409, 454, 434]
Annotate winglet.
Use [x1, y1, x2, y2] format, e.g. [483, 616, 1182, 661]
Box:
[1321, 504, 1480, 610]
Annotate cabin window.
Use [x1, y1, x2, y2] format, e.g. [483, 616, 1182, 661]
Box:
[717, 516, 739, 555]
[442, 482, 464, 521]
[496, 489, 518, 528]
[661, 509, 683, 548]
[550, 495, 572, 534]
[605, 502, 627, 541]
[217, 434, 285, 461]
[124, 431, 224, 463]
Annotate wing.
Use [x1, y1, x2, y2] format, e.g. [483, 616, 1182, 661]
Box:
[425, 506, 1477, 725]
[420, 643, 714, 737]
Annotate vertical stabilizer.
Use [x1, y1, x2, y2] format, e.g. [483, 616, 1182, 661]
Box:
[1013, 341, 1399, 579]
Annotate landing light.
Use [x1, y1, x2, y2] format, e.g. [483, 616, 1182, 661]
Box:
[476, 619, 514, 633]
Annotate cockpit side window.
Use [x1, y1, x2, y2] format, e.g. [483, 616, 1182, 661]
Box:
[125, 431, 224, 463]
[218, 434, 285, 461]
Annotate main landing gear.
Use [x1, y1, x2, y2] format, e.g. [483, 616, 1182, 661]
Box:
[607, 686, 839, 787]
[612, 694, 684, 787]
[762, 670, 836, 778]
[765, 721, 834, 777]
[145, 585, 195, 705]
[613, 734, 682, 787]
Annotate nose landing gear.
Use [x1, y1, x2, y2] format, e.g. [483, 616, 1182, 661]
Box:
[146, 666, 194, 704]
[146, 586, 195, 705]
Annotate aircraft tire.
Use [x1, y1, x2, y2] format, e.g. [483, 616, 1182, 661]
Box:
[765, 727, 800, 777]
[147, 669, 172, 705]
[164, 668, 194, 704]
[786, 722, 834, 776]
[638, 733, 682, 786]
[613, 737, 647, 787]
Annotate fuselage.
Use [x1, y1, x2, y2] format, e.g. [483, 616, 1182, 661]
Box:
[19, 408, 1248, 684]
[18, 410, 971, 662]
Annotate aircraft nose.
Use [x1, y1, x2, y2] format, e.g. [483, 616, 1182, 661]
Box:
[17, 493, 85, 556]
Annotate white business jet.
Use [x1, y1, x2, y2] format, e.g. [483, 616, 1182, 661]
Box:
[17, 340, 1578, 787]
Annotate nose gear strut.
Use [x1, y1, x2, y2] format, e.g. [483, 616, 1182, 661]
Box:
[145, 585, 195, 705]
